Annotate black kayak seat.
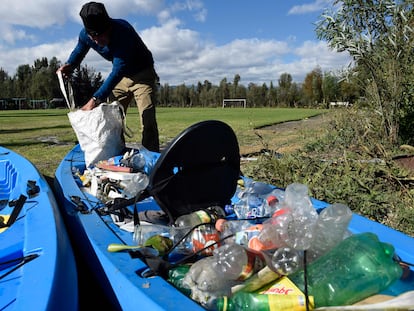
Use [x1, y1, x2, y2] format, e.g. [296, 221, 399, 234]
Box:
[147, 120, 241, 225]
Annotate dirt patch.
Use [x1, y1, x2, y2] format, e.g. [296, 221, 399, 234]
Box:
[394, 155, 414, 173]
[239, 113, 331, 157]
[245, 113, 414, 174]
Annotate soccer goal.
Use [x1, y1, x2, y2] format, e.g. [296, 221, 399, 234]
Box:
[222, 98, 246, 108]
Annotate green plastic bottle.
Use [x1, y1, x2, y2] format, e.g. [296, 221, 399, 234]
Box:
[216, 292, 314, 311]
[289, 232, 403, 307]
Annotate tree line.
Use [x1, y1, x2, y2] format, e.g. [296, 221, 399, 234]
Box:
[0, 56, 359, 110]
[0, 54, 395, 113]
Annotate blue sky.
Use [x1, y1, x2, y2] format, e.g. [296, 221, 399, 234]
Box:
[0, 0, 351, 86]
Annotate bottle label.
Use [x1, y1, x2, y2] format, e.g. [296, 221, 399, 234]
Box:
[267, 295, 314, 311]
[235, 225, 262, 247]
[237, 248, 266, 281]
[260, 276, 305, 295]
[191, 225, 220, 255]
[195, 210, 212, 224]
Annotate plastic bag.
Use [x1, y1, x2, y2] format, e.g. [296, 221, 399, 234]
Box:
[58, 71, 126, 167]
[68, 103, 125, 167]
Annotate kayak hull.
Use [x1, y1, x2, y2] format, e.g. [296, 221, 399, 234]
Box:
[0, 146, 78, 311]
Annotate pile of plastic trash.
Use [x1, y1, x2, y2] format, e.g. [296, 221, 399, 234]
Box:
[76, 148, 412, 311]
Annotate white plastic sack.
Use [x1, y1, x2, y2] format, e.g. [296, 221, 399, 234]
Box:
[68, 102, 125, 167]
[57, 71, 126, 167]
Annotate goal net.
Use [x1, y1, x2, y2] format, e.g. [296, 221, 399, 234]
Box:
[222, 98, 246, 108]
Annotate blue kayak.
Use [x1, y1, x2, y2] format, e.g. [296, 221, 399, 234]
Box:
[53, 120, 414, 310]
[0, 146, 78, 311]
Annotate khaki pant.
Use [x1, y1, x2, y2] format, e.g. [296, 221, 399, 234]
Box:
[110, 67, 160, 152]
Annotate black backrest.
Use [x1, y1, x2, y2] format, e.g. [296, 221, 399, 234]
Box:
[148, 120, 240, 224]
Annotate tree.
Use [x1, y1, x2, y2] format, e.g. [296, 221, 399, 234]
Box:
[0, 68, 12, 98]
[302, 67, 323, 107]
[278, 73, 293, 107]
[232, 74, 241, 98]
[71, 65, 103, 106]
[322, 72, 340, 108]
[316, 0, 414, 144]
[219, 78, 230, 103]
[15, 64, 32, 98]
[267, 81, 278, 107]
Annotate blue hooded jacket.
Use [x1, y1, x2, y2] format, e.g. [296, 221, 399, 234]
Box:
[67, 18, 154, 100]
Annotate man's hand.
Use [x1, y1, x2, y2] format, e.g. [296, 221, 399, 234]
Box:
[56, 64, 73, 78]
[80, 98, 97, 111]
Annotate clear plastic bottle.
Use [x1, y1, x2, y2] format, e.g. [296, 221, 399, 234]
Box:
[183, 244, 266, 308]
[233, 193, 266, 219]
[215, 218, 261, 246]
[234, 181, 285, 219]
[216, 291, 314, 311]
[256, 208, 291, 250]
[120, 172, 149, 198]
[280, 183, 318, 250]
[191, 224, 221, 256]
[307, 202, 353, 261]
[174, 205, 226, 228]
[268, 247, 303, 275]
[289, 232, 403, 307]
[242, 180, 275, 196]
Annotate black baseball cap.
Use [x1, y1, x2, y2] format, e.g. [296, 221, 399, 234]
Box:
[80, 2, 111, 36]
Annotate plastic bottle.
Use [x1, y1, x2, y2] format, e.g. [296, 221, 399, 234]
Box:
[215, 218, 262, 246]
[129, 152, 146, 172]
[233, 193, 266, 219]
[280, 183, 318, 250]
[120, 172, 149, 198]
[233, 181, 285, 219]
[191, 224, 221, 256]
[256, 208, 291, 250]
[133, 223, 192, 257]
[307, 202, 353, 261]
[167, 264, 192, 297]
[289, 232, 403, 307]
[255, 183, 318, 251]
[216, 291, 314, 311]
[182, 244, 266, 308]
[173, 205, 226, 228]
[267, 247, 303, 275]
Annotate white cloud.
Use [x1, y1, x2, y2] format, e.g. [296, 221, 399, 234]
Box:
[288, 0, 333, 15]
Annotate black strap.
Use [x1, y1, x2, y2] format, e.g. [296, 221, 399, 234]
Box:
[0, 194, 27, 229]
[0, 254, 39, 280]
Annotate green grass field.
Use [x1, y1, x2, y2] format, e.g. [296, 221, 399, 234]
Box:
[0, 107, 325, 177]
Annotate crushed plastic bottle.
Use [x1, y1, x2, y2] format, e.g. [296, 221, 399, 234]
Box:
[256, 208, 291, 250]
[278, 183, 318, 250]
[233, 179, 284, 219]
[307, 202, 353, 261]
[182, 243, 266, 309]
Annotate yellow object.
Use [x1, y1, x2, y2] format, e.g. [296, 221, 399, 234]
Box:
[107, 243, 142, 252]
[259, 276, 306, 295]
[0, 215, 10, 233]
